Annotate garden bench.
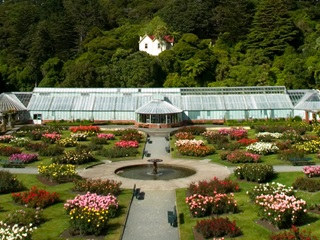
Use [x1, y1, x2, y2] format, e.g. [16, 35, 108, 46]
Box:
[0, 159, 8, 166]
[167, 205, 177, 227]
[144, 151, 150, 157]
[2, 159, 25, 168]
[165, 146, 170, 153]
[165, 135, 169, 141]
[133, 184, 141, 199]
[289, 157, 315, 166]
[147, 138, 152, 144]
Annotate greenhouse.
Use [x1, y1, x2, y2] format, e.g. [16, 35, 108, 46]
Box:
[1, 86, 320, 128]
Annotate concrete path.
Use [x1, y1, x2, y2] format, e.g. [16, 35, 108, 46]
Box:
[122, 190, 179, 240]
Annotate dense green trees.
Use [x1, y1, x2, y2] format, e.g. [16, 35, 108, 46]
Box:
[0, 0, 320, 92]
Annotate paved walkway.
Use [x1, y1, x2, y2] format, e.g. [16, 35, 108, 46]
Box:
[122, 190, 179, 240]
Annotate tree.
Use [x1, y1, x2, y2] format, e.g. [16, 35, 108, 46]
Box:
[212, 0, 254, 44]
[246, 0, 300, 57]
[158, 0, 215, 38]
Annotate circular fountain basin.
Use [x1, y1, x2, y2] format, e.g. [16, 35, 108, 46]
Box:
[115, 164, 196, 180]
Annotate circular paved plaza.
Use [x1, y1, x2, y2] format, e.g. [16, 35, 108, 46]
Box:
[78, 158, 232, 190]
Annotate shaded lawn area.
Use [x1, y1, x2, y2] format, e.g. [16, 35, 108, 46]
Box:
[176, 172, 320, 240]
[0, 174, 132, 240]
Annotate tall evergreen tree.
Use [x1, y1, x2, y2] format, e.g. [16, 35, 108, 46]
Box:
[246, 0, 299, 56]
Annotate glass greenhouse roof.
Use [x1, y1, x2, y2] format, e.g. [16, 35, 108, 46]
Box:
[26, 87, 295, 113]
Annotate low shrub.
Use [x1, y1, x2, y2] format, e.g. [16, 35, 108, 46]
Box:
[91, 136, 109, 145]
[38, 145, 64, 156]
[4, 208, 44, 227]
[195, 217, 242, 238]
[293, 140, 320, 153]
[248, 182, 294, 202]
[203, 131, 229, 145]
[270, 226, 318, 240]
[246, 142, 279, 155]
[52, 150, 95, 165]
[0, 144, 22, 156]
[69, 125, 100, 134]
[275, 140, 292, 150]
[174, 131, 194, 140]
[188, 177, 240, 195]
[9, 137, 30, 147]
[237, 138, 258, 146]
[115, 140, 139, 148]
[97, 133, 115, 140]
[175, 139, 215, 157]
[38, 163, 79, 183]
[72, 178, 122, 196]
[64, 192, 118, 235]
[292, 177, 320, 192]
[9, 153, 38, 164]
[0, 221, 37, 240]
[228, 128, 248, 140]
[70, 132, 88, 141]
[56, 137, 78, 147]
[12, 186, 60, 208]
[178, 126, 207, 135]
[186, 193, 238, 217]
[41, 132, 61, 144]
[256, 132, 282, 142]
[97, 147, 139, 158]
[25, 142, 48, 152]
[225, 150, 261, 163]
[0, 170, 25, 194]
[27, 129, 44, 140]
[277, 148, 305, 161]
[234, 164, 274, 183]
[255, 194, 307, 229]
[303, 166, 320, 178]
[0, 135, 14, 143]
[120, 132, 143, 142]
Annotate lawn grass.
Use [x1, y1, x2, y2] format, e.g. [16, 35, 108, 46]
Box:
[0, 173, 132, 240]
[176, 172, 320, 240]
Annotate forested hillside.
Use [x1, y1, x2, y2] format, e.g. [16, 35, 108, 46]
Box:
[0, 0, 320, 92]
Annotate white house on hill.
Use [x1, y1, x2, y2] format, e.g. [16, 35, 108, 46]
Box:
[139, 34, 174, 56]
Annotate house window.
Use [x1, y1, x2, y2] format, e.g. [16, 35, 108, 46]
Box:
[158, 43, 161, 49]
[145, 43, 148, 49]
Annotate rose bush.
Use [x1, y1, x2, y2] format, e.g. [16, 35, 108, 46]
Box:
[12, 186, 60, 208]
[38, 163, 78, 183]
[9, 153, 38, 164]
[64, 192, 119, 235]
[255, 193, 307, 229]
[246, 142, 279, 155]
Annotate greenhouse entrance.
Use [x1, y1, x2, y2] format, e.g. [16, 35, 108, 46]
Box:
[135, 100, 183, 128]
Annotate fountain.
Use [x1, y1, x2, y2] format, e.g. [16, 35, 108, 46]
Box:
[115, 159, 196, 180]
[147, 158, 163, 174]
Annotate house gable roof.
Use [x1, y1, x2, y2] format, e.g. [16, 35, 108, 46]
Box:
[139, 34, 174, 44]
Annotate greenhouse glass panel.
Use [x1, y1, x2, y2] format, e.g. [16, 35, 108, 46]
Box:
[266, 95, 293, 108]
[50, 96, 75, 110]
[251, 95, 269, 109]
[201, 96, 225, 110]
[28, 95, 54, 110]
[223, 95, 246, 109]
[94, 97, 116, 110]
[115, 97, 137, 111]
[73, 96, 95, 110]
[182, 96, 203, 110]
